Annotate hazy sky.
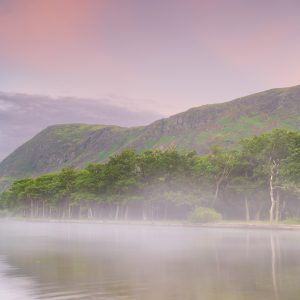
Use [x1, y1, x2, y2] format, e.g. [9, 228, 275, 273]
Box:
[1, 0, 300, 116]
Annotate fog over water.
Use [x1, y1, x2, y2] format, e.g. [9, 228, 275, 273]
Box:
[1, 221, 300, 300]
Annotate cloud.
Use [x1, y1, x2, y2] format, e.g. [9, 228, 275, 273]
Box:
[0, 99, 18, 112]
[0, 92, 163, 161]
[0, 1, 97, 65]
[1, 0, 300, 120]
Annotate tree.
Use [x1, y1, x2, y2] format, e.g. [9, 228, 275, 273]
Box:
[240, 129, 300, 222]
[2, 132, 300, 223]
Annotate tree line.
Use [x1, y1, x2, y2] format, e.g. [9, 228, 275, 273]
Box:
[1, 129, 300, 222]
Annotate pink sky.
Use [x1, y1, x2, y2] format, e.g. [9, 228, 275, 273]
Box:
[0, 0, 300, 115]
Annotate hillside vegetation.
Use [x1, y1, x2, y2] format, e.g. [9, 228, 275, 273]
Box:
[1, 129, 300, 222]
[1, 85, 300, 180]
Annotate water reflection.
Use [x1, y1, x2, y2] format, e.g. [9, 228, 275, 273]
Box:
[270, 233, 281, 300]
[0, 221, 300, 300]
[0, 256, 36, 300]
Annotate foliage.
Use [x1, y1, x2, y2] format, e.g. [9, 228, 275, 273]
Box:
[1, 129, 300, 222]
[188, 207, 222, 223]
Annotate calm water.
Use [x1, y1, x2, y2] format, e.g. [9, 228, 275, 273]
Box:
[0, 221, 300, 300]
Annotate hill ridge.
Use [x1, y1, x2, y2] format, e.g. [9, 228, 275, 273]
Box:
[1, 84, 300, 178]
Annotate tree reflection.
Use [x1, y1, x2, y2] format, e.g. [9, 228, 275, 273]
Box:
[270, 233, 280, 300]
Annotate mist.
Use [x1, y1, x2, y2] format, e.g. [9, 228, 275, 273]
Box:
[1, 220, 300, 300]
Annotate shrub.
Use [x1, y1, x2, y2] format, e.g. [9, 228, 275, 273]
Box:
[188, 207, 222, 223]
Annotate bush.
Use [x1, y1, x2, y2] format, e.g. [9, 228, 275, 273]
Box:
[188, 207, 222, 223]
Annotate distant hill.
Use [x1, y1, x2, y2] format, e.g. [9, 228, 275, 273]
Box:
[1, 85, 300, 179]
[0, 92, 162, 161]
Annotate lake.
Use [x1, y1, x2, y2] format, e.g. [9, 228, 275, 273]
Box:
[0, 221, 300, 300]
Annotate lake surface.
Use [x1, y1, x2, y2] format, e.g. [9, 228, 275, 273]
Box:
[0, 221, 300, 300]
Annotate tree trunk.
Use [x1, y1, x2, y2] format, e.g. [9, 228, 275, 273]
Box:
[269, 162, 276, 223]
[124, 205, 129, 220]
[255, 209, 261, 221]
[213, 169, 227, 206]
[164, 203, 168, 220]
[79, 204, 82, 219]
[88, 207, 93, 219]
[36, 200, 39, 217]
[214, 177, 223, 204]
[275, 190, 280, 223]
[115, 205, 120, 220]
[142, 205, 147, 220]
[245, 195, 250, 222]
[280, 200, 286, 221]
[30, 199, 33, 218]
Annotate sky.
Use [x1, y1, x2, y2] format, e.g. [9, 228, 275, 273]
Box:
[0, 0, 300, 159]
[1, 0, 300, 113]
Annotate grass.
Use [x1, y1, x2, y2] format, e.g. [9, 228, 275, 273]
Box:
[50, 124, 104, 143]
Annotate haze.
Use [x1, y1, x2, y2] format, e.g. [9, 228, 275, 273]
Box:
[1, 221, 300, 300]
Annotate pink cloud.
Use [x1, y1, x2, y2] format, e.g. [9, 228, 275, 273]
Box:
[0, 0, 136, 95]
[190, 1, 300, 85]
[0, 1, 107, 69]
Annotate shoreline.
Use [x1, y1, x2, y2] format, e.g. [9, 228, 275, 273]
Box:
[2, 218, 300, 231]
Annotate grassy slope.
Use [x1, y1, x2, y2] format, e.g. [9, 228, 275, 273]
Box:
[0, 124, 106, 177]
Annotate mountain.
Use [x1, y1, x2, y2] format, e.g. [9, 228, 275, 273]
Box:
[1, 85, 300, 179]
[0, 92, 162, 161]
